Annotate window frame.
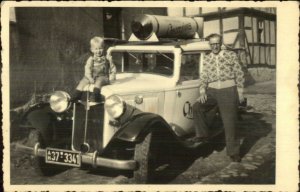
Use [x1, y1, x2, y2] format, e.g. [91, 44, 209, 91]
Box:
[179, 52, 202, 83]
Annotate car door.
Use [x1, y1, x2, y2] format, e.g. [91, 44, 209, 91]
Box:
[171, 52, 203, 137]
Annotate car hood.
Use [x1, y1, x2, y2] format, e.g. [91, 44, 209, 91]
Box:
[101, 73, 175, 96]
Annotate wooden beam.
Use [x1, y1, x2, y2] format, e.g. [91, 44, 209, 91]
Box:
[232, 32, 239, 48]
[275, 21, 277, 66]
[268, 20, 271, 65]
[264, 20, 267, 65]
[247, 64, 276, 69]
[244, 29, 253, 65]
[218, 8, 224, 36]
[248, 43, 276, 47]
[200, 8, 276, 22]
[251, 16, 254, 65]
[223, 27, 252, 34]
[258, 40, 260, 65]
[238, 14, 245, 48]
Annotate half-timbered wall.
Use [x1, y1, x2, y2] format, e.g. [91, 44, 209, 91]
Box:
[244, 16, 276, 66]
[168, 7, 276, 82]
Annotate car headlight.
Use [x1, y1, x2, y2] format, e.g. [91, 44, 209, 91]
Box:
[104, 95, 125, 119]
[49, 91, 71, 113]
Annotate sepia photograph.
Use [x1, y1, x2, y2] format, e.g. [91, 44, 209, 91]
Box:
[2, 1, 299, 191]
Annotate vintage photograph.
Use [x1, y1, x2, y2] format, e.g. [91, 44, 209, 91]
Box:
[2, 1, 298, 191]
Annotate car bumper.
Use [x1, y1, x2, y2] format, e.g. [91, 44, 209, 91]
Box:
[16, 143, 137, 170]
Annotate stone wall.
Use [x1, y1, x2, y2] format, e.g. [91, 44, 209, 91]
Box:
[248, 68, 276, 82]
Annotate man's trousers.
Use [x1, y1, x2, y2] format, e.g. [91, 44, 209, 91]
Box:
[193, 86, 240, 156]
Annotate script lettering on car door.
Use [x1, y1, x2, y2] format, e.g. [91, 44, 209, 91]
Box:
[183, 101, 193, 119]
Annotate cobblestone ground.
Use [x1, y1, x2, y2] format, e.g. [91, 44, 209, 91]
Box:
[10, 92, 275, 184]
[152, 93, 276, 184]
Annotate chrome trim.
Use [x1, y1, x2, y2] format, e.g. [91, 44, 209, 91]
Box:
[81, 142, 90, 153]
[16, 143, 137, 170]
[49, 91, 71, 113]
[71, 103, 78, 151]
[134, 95, 143, 104]
[83, 91, 90, 145]
[16, 143, 45, 156]
[104, 95, 125, 119]
[92, 151, 98, 168]
[34, 142, 40, 156]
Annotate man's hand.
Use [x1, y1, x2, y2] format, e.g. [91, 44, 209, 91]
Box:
[107, 55, 113, 63]
[237, 88, 245, 103]
[89, 78, 95, 84]
[109, 74, 116, 82]
[197, 89, 207, 103]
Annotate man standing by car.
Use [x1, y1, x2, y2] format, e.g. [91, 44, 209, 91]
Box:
[192, 33, 245, 162]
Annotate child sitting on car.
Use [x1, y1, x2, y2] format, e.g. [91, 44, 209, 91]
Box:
[72, 36, 116, 102]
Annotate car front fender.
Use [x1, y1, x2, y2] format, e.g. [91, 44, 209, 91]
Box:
[25, 105, 53, 128]
[113, 112, 175, 143]
[25, 104, 73, 145]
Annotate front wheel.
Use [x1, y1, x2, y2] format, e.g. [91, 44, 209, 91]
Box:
[133, 133, 154, 183]
[133, 131, 172, 184]
[26, 129, 64, 176]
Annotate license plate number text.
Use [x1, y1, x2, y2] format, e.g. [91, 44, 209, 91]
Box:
[46, 148, 81, 167]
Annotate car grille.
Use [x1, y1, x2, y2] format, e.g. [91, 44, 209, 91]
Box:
[72, 103, 104, 153]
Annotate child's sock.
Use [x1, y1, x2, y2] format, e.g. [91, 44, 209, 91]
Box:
[94, 88, 101, 102]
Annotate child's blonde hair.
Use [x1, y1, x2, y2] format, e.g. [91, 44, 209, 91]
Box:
[90, 36, 104, 48]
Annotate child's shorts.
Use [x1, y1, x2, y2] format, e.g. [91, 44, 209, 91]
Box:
[76, 76, 109, 91]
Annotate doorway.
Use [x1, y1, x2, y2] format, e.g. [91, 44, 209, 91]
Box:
[103, 8, 121, 39]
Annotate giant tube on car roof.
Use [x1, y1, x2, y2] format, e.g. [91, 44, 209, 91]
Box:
[131, 15, 204, 40]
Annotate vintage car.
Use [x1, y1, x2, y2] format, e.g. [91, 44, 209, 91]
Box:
[17, 15, 229, 183]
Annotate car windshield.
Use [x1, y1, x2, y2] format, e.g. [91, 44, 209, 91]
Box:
[111, 51, 174, 76]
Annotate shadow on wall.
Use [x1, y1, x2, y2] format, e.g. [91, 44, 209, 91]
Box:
[9, 8, 104, 107]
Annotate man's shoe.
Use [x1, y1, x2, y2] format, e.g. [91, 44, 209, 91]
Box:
[89, 93, 96, 102]
[70, 91, 82, 103]
[230, 155, 241, 162]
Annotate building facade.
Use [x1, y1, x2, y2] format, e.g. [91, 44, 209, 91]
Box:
[10, 7, 275, 105]
[9, 7, 167, 105]
[168, 7, 277, 82]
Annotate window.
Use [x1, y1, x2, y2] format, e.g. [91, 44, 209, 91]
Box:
[258, 20, 264, 43]
[180, 53, 200, 81]
[111, 51, 174, 76]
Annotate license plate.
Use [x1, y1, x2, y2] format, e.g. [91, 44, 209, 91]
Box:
[45, 148, 81, 167]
